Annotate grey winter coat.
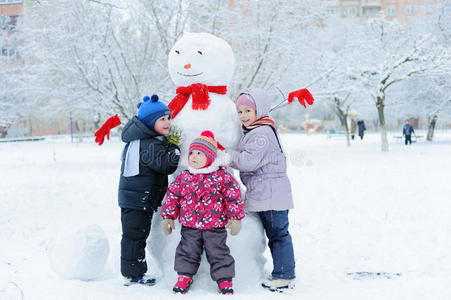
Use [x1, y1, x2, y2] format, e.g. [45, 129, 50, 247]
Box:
[228, 88, 294, 212]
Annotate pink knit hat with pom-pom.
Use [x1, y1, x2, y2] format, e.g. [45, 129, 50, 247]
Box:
[189, 131, 225, 167]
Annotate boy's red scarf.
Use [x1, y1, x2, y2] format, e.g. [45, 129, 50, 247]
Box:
[168, 83, 227, 118]
[242, 115, 275, 132]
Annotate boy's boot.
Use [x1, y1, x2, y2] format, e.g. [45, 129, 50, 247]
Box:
[261, 277, 295, 292]
[124, 275, 156, 286]
[217, 280, 233, 295]
[173, 275, 193, 294]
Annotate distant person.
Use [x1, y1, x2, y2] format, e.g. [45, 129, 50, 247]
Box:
[0, 127, 6, 138]
[350, 117, 357, 140]
[403, 120, 415, 145]
[357, 119, 366, 140]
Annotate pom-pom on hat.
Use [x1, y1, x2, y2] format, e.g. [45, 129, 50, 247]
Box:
[137, 94, 171, 130]
[189, 131, 225, 167]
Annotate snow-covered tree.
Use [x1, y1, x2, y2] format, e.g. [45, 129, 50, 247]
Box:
[351, 15, 450, 151]
[18, 0, 188, 124]
[295, 17, 374, 145]
[0, 15, 27, 128]
[187, 0, 326, 100]
[16, 0, 326, 127]
[391, 74, 451, 141]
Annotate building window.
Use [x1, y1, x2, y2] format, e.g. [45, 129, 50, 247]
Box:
[406, 5, 415, 15]
[0, 15, 18, 31]
[365, 8, 380, 16]
[0, 0, 22, 4]
[327, 8, 339, 16]
[387, 7, 395, 16]
[1, 46, 20, 61]
[343, 7, 358, 17]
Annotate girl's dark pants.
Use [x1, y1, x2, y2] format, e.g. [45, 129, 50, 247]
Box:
[258, 210, 295, 280]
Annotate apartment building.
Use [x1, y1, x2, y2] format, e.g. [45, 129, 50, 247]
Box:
[0, 0, 23, 62]
[325, 0, 440, 22]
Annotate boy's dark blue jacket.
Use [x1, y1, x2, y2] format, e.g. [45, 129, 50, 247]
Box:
[118, 117, 180, 212]
[403, 124, 415, 136]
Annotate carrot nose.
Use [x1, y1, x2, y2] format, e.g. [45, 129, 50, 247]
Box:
[184, 64, 191, 69]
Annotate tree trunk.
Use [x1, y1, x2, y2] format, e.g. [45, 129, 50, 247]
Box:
[334, 98, 351, 147]
[343, 115, 351, 147]
[376, 97, 389, 152]
[426, 115, 437, 142]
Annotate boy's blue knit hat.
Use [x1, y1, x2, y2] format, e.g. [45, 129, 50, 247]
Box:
[137, 94, 171, 130]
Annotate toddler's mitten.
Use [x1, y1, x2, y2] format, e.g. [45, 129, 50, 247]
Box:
[226, 220, 241, 236]
[162, 219, 175, 235]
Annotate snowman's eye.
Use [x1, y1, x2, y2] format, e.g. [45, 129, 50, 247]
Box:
[197, 51, 203, 55]
[175, 50, 180, 54]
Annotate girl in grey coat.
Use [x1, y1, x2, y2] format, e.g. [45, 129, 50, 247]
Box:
[227, 88, 296, 292]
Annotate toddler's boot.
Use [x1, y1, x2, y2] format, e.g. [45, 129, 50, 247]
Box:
[218, 280, 233, 295]
[173, 275, 193, 294]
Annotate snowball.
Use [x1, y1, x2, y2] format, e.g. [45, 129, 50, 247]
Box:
[48, 224, 109, 281]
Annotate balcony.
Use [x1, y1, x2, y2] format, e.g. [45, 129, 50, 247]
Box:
[361, 0, 382, 8]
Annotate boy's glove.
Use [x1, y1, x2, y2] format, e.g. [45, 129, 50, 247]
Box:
[226, 220, 241, 236]
[162, 219, 175, 235]
[168, 125, 184, 146]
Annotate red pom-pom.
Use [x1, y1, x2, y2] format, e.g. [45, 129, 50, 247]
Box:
[201, 130, 215, 139]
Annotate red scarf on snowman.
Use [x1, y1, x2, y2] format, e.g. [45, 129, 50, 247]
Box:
[168, 83, 227, 118]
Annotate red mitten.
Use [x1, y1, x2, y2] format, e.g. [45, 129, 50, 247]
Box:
[288, 88, 314, 108]
[94, 114, 121, 146]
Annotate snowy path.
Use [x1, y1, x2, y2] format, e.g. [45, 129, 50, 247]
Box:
[1, 132, 451, 300]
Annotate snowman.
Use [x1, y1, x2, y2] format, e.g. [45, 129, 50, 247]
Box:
[148, 32, 267, 292]
[165, 32, 240, 166]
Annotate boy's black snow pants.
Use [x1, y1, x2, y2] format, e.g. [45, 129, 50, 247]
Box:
[120, 208, 153, 278]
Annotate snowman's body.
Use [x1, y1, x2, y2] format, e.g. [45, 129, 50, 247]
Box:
[171, 93, 240, 167]
[148, 32, 267, 292]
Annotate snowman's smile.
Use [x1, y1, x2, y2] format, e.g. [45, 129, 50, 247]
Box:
[177, 72, 203, 77]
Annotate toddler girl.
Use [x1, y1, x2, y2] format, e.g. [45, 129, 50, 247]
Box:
[161, 131, 244, 295]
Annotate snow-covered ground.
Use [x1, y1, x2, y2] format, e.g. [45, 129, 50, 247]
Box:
[1, 131, 451, 300]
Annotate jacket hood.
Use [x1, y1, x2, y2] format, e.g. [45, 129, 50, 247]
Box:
[238, 88, 271, 119]
[121, 116, 159, 143]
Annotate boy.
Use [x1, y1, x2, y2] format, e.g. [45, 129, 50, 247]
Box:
[119, 94, 180, 285]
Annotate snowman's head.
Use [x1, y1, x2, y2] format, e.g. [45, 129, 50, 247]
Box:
[168, 32, 235, 87]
